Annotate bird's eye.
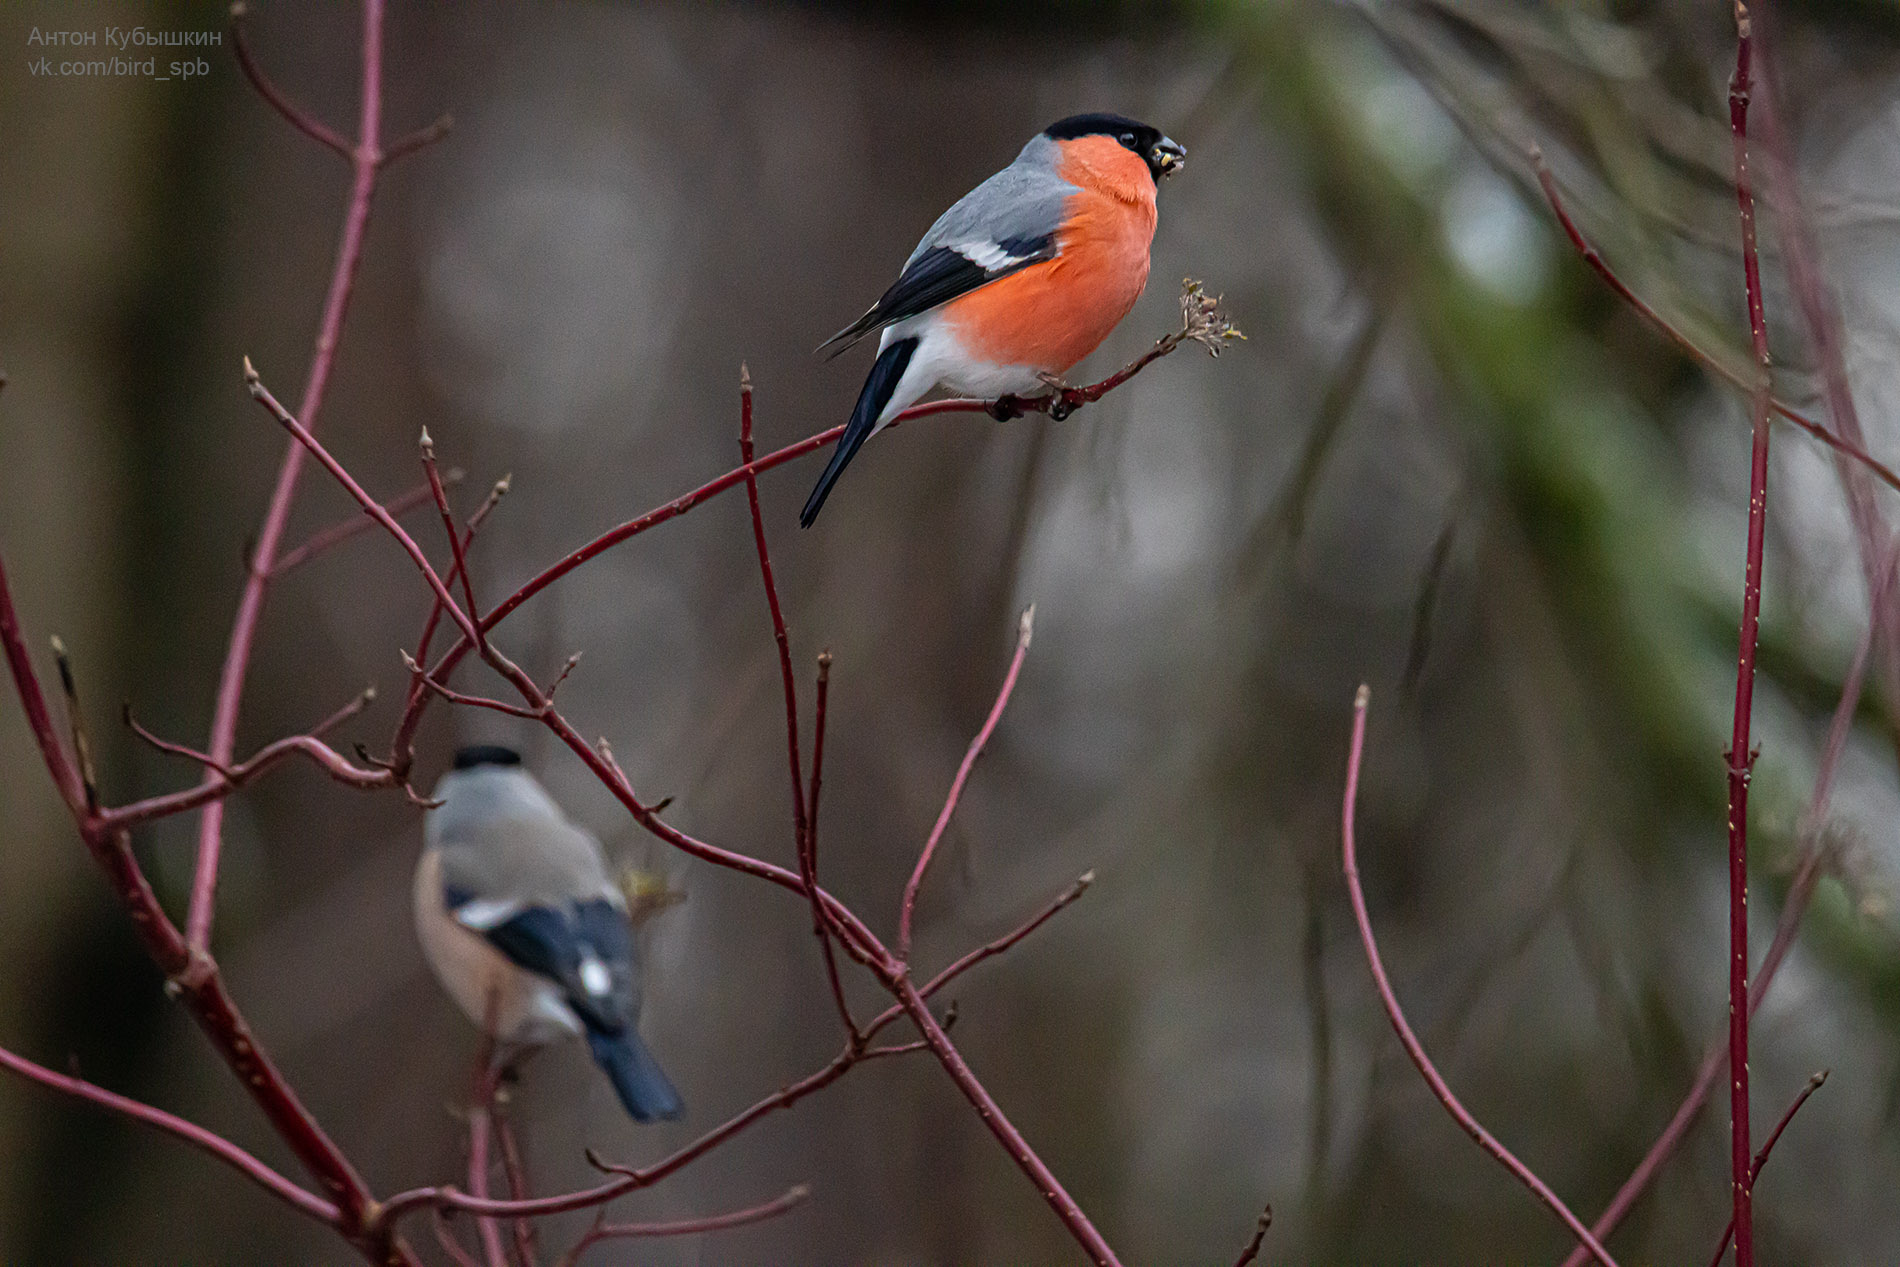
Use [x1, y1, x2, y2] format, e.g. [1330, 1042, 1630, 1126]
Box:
[1118, 132, 1135, 147]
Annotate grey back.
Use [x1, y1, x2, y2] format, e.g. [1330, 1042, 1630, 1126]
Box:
[905, 134, 1078, 268]
[426, 765, 622, 911]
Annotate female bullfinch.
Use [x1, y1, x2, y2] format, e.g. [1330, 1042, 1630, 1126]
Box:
[414, 745, 683, 1122]
[800, 112, 1185, 527]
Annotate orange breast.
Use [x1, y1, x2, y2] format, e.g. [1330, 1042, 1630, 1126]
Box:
[943, 136, 1157, 373]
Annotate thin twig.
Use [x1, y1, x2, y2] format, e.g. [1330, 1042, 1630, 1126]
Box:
[432, 1211, 484, 1267]
[466, 1080, 509, 1267]
[387, 475, 511, 772]
[493, 1108, 537, 1267]
[402, 652, 542, 720]
[908, 871, 1093, 1005]
[806, 648, 858, 1038]
[0, 554, 85, 812]
[384, 112, 454, 165]
[228, 1, 352, 157]
[49, 636, 100, 812]
[1723, 9, 1768, 1260]
[192, 0, 391, 961]
[897, 605, 1034, 960]
[737, 368, 858, 1037]
[1558, 542, 1898, 1267]
[1340, 685, 1619, 1267]
[422, 428, 484, 655]
[0, 1041, 339, 1224]
[1231, 1204, 1272, 1267]
[1528, 151, 1900, 498]
[1706, 1071, 1828, 1267]
[247, 365, 470, 638]
[270, 471, 461, 578]
[555, 1184, 809, 1266]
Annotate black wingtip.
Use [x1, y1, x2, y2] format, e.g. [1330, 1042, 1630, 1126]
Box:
[815, 306, 879, 359]
[800, 337, 918, 528]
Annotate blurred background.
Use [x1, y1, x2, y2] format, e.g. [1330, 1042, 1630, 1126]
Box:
[4, 0, 1900, 1261]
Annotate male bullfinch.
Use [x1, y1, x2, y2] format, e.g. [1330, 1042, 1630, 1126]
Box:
[799, 112, 1185, 527]
[414, 745, 683, 1122]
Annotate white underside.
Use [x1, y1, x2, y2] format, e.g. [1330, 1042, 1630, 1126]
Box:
[873, 316, 1045, 432]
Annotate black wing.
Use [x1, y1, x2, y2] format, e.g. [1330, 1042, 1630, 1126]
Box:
[478, 899, 634, 1035]
[818, 233, 1056, 357]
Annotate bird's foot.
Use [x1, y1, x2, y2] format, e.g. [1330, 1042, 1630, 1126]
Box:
[1036, 373, 1083, 421]
[988, 394, 1025, 422]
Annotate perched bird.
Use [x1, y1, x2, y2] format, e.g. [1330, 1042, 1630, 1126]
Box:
[414, 745, 683, 1122]
[800, 112, 1185, 527]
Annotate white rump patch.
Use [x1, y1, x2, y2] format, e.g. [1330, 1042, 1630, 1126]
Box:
[452, 898, 519, 931]
[578, 953, 612, 997]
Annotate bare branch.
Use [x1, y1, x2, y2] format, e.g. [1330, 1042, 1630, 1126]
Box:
[422, 428, 485, 656]
[1722, 11, 1769, 1258]
[1231, 1205, 1272, 1267]
[0, 1041, 339, 1224]
[270, 471, 462, 578]
[1706, 1071, 1828, 1267]
[1529, 148, 1900, 498]
[554, 1185, 809, 1266]
[49, 636, 100, 812]
[1340, 686, 1619, 1267]
[384, 112, 454, 165]
[228, 1, 352, 157]
[898, 605, 1034, 961]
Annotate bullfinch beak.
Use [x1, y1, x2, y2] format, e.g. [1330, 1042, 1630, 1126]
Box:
[1152, 136, 1186, 178]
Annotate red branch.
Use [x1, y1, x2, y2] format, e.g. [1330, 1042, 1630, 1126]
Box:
[229, 1, 353, 158]
[269, 472, 462, 577]
[737, 369, 859, 1039]
[0, 552, 84, 812]
[464, 1055, 510, 1267]
[898, 605, 1034, 960]
[1340, 686, 1619, 1267]
[1706, 1070, 1827, 1267]
[421, 429, 485, 656]
[191, 0, 389, 954]
[1557, 539, 1891, 1267]
[0, 1041, 337, 1224]
[554, 1184, 809, 1266]
[374, 871, 1093, 1232]
[1724, 9, 1768, 1261]
[1231, 1205, 1272, 1267]
[805, 649, 856, 1037]
[1528, 155, 1900, 498]
[1753, 22, 1900, 771]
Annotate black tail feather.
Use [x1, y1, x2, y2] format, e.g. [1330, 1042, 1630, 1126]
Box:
[800, 337, 918, 528]
[587, 1026, 683, 1123]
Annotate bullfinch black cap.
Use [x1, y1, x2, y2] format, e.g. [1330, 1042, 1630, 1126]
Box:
[1041, 113, 1183, 183]
[1043, 112, 1155, 141]
[452, 744, 523, 770]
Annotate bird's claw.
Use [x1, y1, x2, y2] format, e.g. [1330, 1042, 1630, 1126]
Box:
[988, 395, 1024, 422]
